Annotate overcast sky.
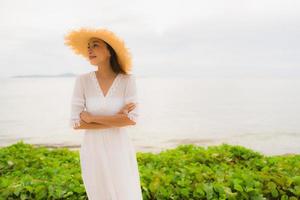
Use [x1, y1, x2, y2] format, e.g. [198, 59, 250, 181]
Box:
[0, 0, 299, 78]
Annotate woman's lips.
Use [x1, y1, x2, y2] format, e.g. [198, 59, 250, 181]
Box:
[89, 56, 97, 59]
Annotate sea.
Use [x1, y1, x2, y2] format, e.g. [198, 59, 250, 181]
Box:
[0, 74, 299, 156]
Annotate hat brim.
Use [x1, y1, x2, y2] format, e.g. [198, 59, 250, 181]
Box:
[64, 27, 132, 73]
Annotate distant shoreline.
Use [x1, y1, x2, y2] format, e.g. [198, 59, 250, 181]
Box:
[11, 73, 77, 78]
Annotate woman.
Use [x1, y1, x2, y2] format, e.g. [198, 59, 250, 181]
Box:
[64, 27, 143, 200]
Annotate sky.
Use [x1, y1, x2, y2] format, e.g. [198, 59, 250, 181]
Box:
[0, 0, 299, 78]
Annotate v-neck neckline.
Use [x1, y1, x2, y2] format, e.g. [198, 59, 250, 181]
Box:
[92, 71, 120, 99]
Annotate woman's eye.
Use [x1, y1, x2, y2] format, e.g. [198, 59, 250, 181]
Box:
[87, 44, 98, 49]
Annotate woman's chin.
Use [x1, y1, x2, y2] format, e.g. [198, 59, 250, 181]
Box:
[89, 60, 98, 66]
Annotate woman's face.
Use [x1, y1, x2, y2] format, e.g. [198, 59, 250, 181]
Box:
[87, 38, 111, 66]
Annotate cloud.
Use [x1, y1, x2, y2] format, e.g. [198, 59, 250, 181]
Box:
[0, 0, 299, 78]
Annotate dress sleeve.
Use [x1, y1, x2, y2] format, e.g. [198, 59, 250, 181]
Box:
[124, 74, 140, 124]
[69, 75, 86, 128]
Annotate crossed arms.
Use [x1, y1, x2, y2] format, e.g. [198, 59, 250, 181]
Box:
[73, 102, 137, 130]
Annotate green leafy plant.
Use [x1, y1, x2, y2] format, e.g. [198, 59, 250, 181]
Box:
[0, 141, 299, 199]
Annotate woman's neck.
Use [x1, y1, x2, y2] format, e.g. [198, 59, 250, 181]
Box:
[96, 62, 116, 78]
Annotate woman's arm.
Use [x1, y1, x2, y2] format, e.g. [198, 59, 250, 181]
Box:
[73, 119, 114, 130]
[91, 113, 136, 127]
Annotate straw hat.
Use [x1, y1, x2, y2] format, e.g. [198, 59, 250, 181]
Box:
[64, 27, 133, 73]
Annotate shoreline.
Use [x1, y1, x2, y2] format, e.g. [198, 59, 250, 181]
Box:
[29, 142, 300, 156]
[1, 138, 299, 156]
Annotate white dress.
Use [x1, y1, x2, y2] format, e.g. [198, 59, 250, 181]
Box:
[69, 70, 143, 200]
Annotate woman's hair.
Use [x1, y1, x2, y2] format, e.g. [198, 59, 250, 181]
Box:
[102, 40, 127, 75]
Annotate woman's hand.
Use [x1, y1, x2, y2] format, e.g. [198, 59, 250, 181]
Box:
[80, 111, 94, 123]
[118, 102, 136, 115]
